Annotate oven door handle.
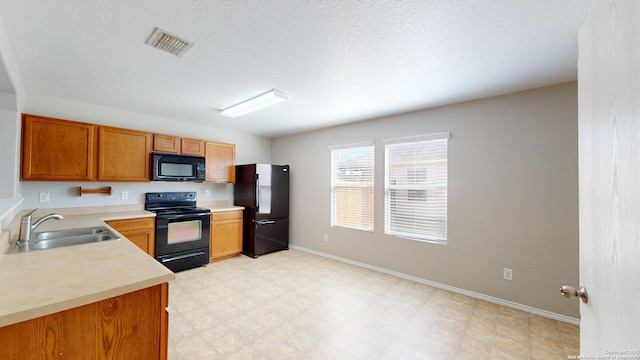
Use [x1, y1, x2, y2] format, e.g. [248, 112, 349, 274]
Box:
[161, 251, 206, 263]
[159, 213, 210, 220]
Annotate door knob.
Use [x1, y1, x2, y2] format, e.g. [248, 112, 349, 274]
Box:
[560, 285, 588, 304]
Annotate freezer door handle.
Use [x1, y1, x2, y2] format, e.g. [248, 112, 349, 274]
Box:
[256, 220, 275, 225]
[256, 175, 260, 209]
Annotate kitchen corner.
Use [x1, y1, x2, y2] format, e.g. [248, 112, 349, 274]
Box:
[0, 205, 175, 328]
[0, 197, 23, 232]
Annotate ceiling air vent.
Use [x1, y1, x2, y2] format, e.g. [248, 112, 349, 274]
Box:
[145, 27, 194, 57]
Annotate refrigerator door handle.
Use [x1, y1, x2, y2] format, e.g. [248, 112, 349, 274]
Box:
[256, 176, 260, 209]
[256, 220, 275, 225]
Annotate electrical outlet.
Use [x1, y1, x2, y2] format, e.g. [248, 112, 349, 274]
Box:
[503, 268, 513, 281]
[323, 234, 328, 242]
[121, 191, 129, 200]
[205, 190, 211, 197]
[39, 192, 50, 203]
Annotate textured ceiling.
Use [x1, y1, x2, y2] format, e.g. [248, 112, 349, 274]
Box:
[0, 1, 591, 137]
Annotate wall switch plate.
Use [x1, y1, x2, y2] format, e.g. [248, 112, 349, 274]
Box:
[39, 192, 50, 203]
[205, 190, 211, 197]
[503, 268, 513, 281]
[121, 191, 129, 200]
[323, 234, 328, 242]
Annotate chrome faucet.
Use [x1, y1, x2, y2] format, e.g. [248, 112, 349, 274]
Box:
[17, 209, 64, 246]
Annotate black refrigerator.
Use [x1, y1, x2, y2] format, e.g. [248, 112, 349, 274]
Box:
[234, 164, 289, 258]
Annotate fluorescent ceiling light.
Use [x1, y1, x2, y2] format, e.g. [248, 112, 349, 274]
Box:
[220, 90, 288, 118]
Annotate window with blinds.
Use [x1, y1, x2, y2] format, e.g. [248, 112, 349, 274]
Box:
[330, 143, 374, 231]
[384, 133, 449, 243]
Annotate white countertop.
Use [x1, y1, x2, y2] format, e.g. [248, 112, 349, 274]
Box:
[0, 210, 174, 328]
[203, 205, 244, 213]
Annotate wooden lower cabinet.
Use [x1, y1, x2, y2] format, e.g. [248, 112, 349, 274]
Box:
[210, 210, 243, 262]
[0, 283, 169, 360]
[106, 217, 156, 257]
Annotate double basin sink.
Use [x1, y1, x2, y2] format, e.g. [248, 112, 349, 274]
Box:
[13, 226, 119, 252]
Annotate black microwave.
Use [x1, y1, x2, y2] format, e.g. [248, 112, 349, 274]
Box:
[152, 153, 206, 182]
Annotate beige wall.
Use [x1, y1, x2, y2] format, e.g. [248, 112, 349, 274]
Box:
[0, 12, 23, 201]
[272, 82, 579, 318]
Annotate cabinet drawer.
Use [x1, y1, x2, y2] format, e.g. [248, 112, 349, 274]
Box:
[211, 210, 242, 222]
[107, 217, 155, 231]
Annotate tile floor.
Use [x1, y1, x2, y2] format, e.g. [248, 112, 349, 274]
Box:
[168, 249, 579, 360]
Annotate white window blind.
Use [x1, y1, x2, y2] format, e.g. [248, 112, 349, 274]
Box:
[384, 133, 449, 243]
[331, 143, 374, 231]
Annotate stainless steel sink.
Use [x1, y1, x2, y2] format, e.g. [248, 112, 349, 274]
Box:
[12, 226, 119, 252]
[32, 226, 111, 241]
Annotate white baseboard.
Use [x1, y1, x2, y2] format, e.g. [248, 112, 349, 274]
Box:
[289, 244, 580, 326]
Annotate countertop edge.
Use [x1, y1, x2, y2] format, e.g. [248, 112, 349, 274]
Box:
[0, 210, 175, 328]
[206, 205, 244, 213]
[0, 272, 174, 328]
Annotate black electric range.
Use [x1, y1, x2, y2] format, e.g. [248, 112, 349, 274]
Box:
[145, 192, 211, 272]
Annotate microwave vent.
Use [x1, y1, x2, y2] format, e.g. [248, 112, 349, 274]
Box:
[145, 27, 194, 57]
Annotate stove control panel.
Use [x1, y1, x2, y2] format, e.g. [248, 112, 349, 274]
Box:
[145, 191, 197, 203]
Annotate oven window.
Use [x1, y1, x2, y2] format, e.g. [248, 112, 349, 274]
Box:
[167, 220, 202, 244]
[160, 163, 193, 177]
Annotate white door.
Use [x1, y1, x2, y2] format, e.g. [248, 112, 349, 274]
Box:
[578, 0, 640, 354]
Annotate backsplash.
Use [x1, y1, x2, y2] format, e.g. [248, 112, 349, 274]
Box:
[20, 182, 233, 210]
[0, 198, 23, 231]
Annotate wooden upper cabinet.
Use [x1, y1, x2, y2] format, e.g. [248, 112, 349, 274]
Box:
[205, 141, 235, 183]
[153, 134, 180, 154]
[20, 114, 234, 183]
[21, 114, 96, 181]
[181, 138, 205, 156]
[153, 134, 205, 156]
[98, 127, 152, 181]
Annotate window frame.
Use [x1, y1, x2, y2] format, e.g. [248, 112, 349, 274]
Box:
[383, 132, 450, 244]
[330, 142, 375, 232]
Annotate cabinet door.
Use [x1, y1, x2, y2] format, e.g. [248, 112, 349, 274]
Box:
[153, 134, 180, 153]
[181, 138, 205, 156]
[0, 283, 168, 360]
[205, 141, 236, 183]
[21, 115, 96, 181]
[210, 211, 243, 262]
[98, 127, 152, 181]
[106, 217, 155, 257]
